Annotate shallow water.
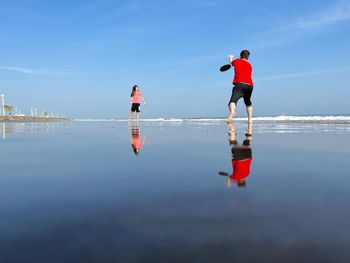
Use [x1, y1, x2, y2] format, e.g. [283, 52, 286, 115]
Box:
[0, 121, 349, 263]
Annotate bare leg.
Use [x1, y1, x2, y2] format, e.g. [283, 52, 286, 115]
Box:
[228, 124, 236, 142]
[246, 122, 252, 136]
[136, 112, 140, 120]
[246, 106, 253, 124]
[128, 111, 133, 121]
[226, 103, 236, 124]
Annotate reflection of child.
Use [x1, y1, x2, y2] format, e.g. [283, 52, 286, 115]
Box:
[128, 85, 146, 121]
[129, 122, 145, 155]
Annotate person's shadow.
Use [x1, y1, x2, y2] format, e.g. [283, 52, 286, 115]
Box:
[219, 123, 253, 188]
[129, 121, 146, 156]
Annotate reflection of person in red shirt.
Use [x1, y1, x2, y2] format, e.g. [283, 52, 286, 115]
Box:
[129, 121, 146, 155]
[220, 124, 253, 188]
[229, 142, 252, 187]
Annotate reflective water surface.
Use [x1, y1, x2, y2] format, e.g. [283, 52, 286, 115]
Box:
[0, 121, 350, 263]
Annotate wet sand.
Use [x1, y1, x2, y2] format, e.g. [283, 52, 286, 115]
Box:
[0, 121, 349, 263]
[0, 116, 69, 122]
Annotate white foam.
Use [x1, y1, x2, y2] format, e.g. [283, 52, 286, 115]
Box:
[72, 115, 350, 123]
[252, 115, 350, 121]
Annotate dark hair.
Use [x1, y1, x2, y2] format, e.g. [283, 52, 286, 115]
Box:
[131, 85, 139, 97]
[237, 180, 247, 187]
[133, 147, 139, 155]
[240, 50, 250, 60]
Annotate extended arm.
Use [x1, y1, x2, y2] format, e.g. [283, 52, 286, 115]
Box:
[228, 54, 234, 64]
[226, 176, 232, 188]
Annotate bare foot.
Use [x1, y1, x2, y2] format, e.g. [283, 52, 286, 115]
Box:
[226, 114, 234, 124]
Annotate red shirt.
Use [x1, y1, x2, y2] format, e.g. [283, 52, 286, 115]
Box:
[132, 91, 142, 104]
[230, 158, 252, 181]
[231, 59, 253, 86]
[132, 134, 142, 149]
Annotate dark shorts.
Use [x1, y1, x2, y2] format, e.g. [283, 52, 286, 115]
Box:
[232, 147, 252, 160]
[131, 103, 140, 112]
[229, 83, 253, 106]
[132, 128, 140, 135]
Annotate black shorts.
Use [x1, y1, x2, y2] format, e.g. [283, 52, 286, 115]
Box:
[229, 83, 253, 106]
[131, 103, 140, 112]
[232, 146, 252, 160]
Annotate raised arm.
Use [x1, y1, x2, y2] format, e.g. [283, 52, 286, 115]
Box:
[228, 54, 234, 64]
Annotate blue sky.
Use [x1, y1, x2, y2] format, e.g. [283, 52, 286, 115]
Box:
[0, 0, 349, 118]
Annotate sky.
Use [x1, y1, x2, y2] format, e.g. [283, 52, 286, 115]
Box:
[0, 0, 349, 118]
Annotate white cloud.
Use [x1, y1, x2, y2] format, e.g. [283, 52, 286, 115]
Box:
[191, 0, 219, 8]
[279, 1, 350, 32]
[203, 67, 349, 89]
[255, 68, 349, 82]
[252, 1, 350, 49]
[101, 23, 180, 34]
[0, 64, 79, 76]
[95, 1, 141, 23]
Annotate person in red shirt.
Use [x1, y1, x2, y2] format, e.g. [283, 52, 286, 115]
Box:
[128, 85, 146, 121]
[226, 50, 254, 124]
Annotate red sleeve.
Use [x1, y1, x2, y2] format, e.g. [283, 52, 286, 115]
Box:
[230, 59, 237, 67]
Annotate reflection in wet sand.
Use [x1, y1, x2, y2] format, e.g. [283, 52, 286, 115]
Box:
[1, 122, 350, 262]
[2, 123, 4, 140]
[0, 122, 64, 140]
[219, 123, 253, 188]
[129, 121, 146, 155]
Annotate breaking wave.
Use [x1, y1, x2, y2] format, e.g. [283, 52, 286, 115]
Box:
[73, 115, 350, 124]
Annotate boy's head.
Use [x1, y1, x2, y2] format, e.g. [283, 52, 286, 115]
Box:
[237, 179, 247, 187]
[240, 50, 250, 60]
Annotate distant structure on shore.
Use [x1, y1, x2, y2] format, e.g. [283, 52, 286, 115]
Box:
[0, 93, 69, 121]
[1, 94, 5, 115]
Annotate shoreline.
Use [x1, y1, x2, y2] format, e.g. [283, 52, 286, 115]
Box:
[0, 116, 69, 122]
[1, 116, 349, 124]
[72, 118, 350, 124]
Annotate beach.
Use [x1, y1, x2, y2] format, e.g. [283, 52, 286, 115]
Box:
[0, 120, 350, 262]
